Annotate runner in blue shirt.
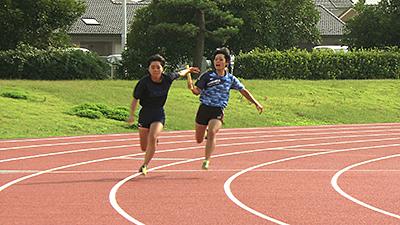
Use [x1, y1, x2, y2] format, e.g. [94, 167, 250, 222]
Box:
[126, 54, 200, 175]
[189, 47, 263, 170]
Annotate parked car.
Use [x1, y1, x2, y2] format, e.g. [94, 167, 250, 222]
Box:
[68, 47, 91, 53]
[313, 45, 348, 52]
[106, 54, 123, 78]
[106, 54, 122, 65]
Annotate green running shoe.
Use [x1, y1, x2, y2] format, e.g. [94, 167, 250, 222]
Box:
[202, 160, 210, 170]
[139, 164, 147, 175]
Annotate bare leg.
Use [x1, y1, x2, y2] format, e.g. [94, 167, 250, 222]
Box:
[195, 123, 208, 144]
[143, 122, 164, 166]
[204, 119, 222, 160]
[138, 127, 149, 152]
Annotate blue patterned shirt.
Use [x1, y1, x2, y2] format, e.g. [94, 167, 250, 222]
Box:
[195, 70, 244, 108]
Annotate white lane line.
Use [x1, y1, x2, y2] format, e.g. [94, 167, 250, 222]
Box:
[109, 156, 204, 225]
[0, 133, 136, 143]
[223, 144, 400, 224]
[1, 135, 398, 222]
[0, 154, 133, 192]
[0, 144, 139, 163]
[2, 168, 399, 174]
[331, 154, 400, 219]
[0, 129, 192, 143]
[0, 138, 138, 151]
[110, 141, 400, 224]
[1, 124, 398, 149]
[0, 130, 400, 154]
[2, 132, 399, 163]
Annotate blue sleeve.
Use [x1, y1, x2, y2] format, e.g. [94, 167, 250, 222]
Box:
[230, 75, 245, 91]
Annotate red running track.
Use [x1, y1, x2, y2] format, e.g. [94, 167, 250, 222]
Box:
[1, 123, 399, 224]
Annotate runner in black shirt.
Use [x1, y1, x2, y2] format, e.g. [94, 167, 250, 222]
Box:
[126, 54, 200, 175]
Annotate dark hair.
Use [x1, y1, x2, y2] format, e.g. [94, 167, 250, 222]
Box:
[147, 54, 166, 67]
[213, 47, 230, 63]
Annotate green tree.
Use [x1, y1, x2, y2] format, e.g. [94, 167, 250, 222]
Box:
[341, 0, 400, 49]
[123, 0, 320, 79]
[125, 0, 242, 78]
[0, 0, 86, 50]
[226, 0, 320, 53]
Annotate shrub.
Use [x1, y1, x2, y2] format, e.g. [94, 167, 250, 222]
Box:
[68, 102, 100, 115]
[75, 109, 102, 119]
[107, 109, 130, 121]
[67, 102, 130, 121]
[1, 91, 29, 100]
[95, 103, 114, 117]
[0, 45, 109, 80]
[234, 48, 400, 80]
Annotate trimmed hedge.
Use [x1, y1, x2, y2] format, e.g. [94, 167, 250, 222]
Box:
[67, 102, 130, 121]
[234, 48, 400, 80]
[0, 45, 109, 80]
[0, 91, 29, 100]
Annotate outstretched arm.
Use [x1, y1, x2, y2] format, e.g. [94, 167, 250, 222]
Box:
[239, 88, 263, 114]
[178, 67, 200, 77]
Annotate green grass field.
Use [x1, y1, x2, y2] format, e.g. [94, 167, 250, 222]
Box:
[1, 79, 399, 139]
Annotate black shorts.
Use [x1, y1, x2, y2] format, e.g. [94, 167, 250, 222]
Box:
[196, 104, 224, 125]
[138, 107, 165, 129]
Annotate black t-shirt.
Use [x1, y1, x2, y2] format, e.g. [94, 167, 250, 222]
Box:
[133, 72, 180, 108]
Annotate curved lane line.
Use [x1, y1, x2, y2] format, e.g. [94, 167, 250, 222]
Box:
[2, 133, 399, 163]
[223, 144, 400, 224]
[111, 141, 399, 224]
[0, 145, 205, 191]
[0, 144, 138, 163]
[0, 154, 137, 192]
[2, 126, 398, 150]
[331, 154, 400, 219]
[0, 122, 394, 144]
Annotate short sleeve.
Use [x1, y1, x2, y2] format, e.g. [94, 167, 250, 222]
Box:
[195, 71, 212, 90]
[230, 76, 245, 91]
[164, 72, 181, 83]
[133, 80, 144, 99]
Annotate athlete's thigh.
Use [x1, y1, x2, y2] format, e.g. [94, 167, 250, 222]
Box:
[139, 127, 149, 152]
[148, 122, 164, 140]
[195, 122, 208, 143]
[207, 119, 222, 136]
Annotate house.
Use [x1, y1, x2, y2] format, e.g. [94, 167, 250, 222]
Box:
[68, 0, 150, 56]
[313, 0, 357, 44]
[313, 0, 357, 21]
[68, 0, 357, 56]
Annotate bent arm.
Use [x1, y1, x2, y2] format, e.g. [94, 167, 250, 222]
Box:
[178, 67, 200, 77]
[189, 84, 202, 95]
[239, 88, 263, 114]
[125, 98, 139, 124]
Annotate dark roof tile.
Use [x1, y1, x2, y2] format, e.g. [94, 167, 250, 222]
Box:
[315, 5, 346, 35]
[68, 0, 149, 35]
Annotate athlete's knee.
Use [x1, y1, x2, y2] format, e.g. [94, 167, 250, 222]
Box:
[207, 129, 218, 139]
[148, 133, 158, 144]
[196, 137, 204, 144]
[140, 143, 147, 152]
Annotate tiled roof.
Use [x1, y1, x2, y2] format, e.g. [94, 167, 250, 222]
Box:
[68, 0, 149, 35]
[312, 0, 354, 18]
[312, 0, 354, 9]
[69, 0, 351, 37]
[315, 4, 345, 35]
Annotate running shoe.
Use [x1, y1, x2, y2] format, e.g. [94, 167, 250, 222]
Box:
[139, 164, 147, 175]
[202, 160, 210, 170]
